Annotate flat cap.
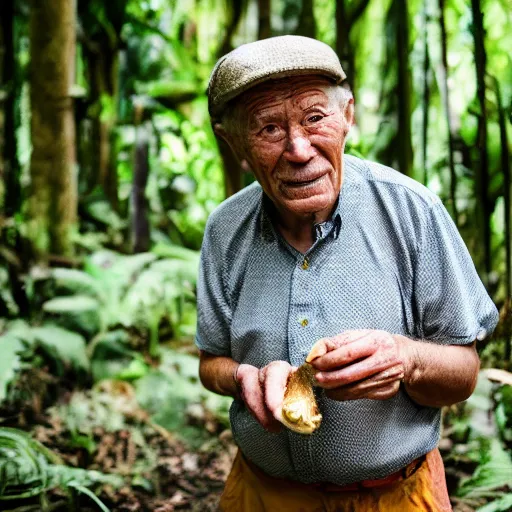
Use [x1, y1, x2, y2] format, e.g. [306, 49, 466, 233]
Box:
[208, 35, 346, 119]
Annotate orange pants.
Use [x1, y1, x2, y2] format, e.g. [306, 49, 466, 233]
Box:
[220, 449, 452, 512]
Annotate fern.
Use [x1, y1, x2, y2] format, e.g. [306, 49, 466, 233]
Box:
[0, 427, 122, 506]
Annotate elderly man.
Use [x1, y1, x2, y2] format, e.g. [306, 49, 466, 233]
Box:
[196, 36, 498, 511]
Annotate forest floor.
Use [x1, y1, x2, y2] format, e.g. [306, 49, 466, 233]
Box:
[1, 353, 489, 512]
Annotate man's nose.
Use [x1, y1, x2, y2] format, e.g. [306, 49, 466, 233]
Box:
[283, 128, 315, 163]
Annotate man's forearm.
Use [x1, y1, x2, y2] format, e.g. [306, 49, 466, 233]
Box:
[394, 335, 480, 408]
[198, 351, 240, 398]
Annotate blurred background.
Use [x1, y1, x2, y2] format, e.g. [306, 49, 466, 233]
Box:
[0, 0, 511, 510]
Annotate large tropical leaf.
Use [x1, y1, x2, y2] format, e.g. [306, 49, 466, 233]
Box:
[0, 427, 122, 501]
[151, 243, 200, 265]
[31, 326, 89, 372]
[476, 494, 512, 512]
[43, 295, 100, 314]
[457, 439, 512, 497]
[0, 335, 25, 403]
[51, 268, 104, 298]
[90, 330, 149, 382]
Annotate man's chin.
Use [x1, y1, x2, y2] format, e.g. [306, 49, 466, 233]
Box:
[280, 193, 337, 218]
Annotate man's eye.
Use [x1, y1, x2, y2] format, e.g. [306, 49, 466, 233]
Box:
[259, 124, 284, 141]
[307, 115, 323, 123]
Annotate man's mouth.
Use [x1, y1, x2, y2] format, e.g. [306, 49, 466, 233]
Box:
[282, 174, 325, 187]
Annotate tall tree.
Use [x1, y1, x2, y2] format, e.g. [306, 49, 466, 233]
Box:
[216, 0, 247, 197]
[296, 0, 316, 38]
[78, 0, 128, 212]
[28, 0, 77, 258]
[374, 0, 413, 177]
[421, 0, 431, 186]
[0, 0, 20, 218]
[258, 0, 271, 40]
[0, 0, 29, 316]
[132, 103, 150, 253]
[438, 0, 459, 225]
[395, 0, 413, 178]
[335, 0, 370, 93]
[492, 76, 511, 363]
[470, 0, 492, 283]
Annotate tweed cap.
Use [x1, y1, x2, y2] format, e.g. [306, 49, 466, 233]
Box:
[208, 35, 346, 119]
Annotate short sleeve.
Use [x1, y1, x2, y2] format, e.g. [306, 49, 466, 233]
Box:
[195, 218, 232, 356]
[414, 202, 499, 344]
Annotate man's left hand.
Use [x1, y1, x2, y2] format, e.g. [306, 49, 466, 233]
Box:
[306, 329, 406, 400]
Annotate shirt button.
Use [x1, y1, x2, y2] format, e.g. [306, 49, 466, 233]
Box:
[301, 258, 309, 270]
[300, 318, 309, 327]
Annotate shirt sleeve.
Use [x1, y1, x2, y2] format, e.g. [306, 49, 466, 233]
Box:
[413, 201, 499, 344]
[195, 217, 232, 356]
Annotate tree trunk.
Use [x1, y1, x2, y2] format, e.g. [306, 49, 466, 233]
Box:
[493, 77, 511, 364]
[470, 0, 491, 284]
[218, 0, 245, 57]
[216, 1, 246, 197]
[336, 0, 371, 96]
[395, 0, 413, 177]
[421, 0, 430, 186]
[82, 41, 119, 211]
[132, 107, 150, 253]
[28, 0, 77, 258]
[258, 0, 271, 40]
[335, 1, 355, 91]
[0, 0, 20, 217]
[296, 0, 316, 38]
[0, 1, 29, 316]
[438, 0, 458, 225]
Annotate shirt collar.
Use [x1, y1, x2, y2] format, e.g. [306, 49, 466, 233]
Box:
[258, 162, 356, 243]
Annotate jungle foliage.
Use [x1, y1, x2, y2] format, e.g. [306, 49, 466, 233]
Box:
[0, 0, 511, 510]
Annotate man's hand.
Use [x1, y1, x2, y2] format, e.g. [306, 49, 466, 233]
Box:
[306, 329, 406, 401]
[236, 361, 294, 432]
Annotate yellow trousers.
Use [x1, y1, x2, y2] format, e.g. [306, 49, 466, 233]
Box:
[220, 449, 452, 512]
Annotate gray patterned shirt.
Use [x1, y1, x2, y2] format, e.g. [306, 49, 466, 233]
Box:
[195, 154, 498, 485]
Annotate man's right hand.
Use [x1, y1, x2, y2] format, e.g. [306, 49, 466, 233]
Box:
[236, 361, 294, 433]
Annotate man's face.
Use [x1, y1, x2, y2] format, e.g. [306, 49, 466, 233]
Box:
[235, 76, 352, 220]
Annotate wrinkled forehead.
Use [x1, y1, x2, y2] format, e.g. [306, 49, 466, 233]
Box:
[236, 75, 334, 117]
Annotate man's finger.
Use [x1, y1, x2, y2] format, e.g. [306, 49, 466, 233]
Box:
[324, 365, 404, 400]
[306, 330, 370, 362]
[240, 366, 281, 432]
[262, 361, 292, 417]
[315, 353, 400, 389]
[310, 335, 378, 371]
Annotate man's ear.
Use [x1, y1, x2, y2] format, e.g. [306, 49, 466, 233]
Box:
[344, 97, 355, 127]
[213, 122, 251, 171]
[240, 159, 252, 172]
[213, 122, 231, 145]
[214, 122, 239, 156]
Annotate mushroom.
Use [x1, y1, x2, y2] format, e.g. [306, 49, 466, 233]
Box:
[278, 362, 322, 434]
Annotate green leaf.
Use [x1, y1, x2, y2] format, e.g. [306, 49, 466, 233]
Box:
[136, 79, 198, 101]
[43, 295, 100, 314]
[151, 243, 200, 264]
[116, 359, 149, 380]
[90, 330, 148, 382]
[67, 482, 111, 512]
[150, 258, 199, 284]
[476, 494, 512, 512]
[86, 200, 125, 230]
[457, 439, 512, 497]
[51, 268, 103, 298]
[0, 335, 25, 403]
[4, 320, 36, 345]
[31, 326, 89, 372]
